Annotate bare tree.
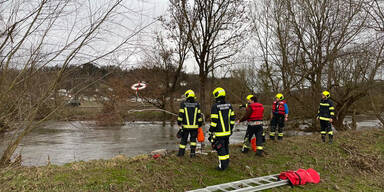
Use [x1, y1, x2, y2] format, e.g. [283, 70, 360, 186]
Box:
[250, 0, 320, 121]
[250, 0, 375, 130]
[170, 0, 249, 113]
[140, 34, 177, 126]
[330, 41, 384, 129]
[362, 0, 384, 126]
[0, 0, 151, 166]
[160, 3, 191, 125]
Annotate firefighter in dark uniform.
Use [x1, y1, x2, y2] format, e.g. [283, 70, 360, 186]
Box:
[316, 91, 335, 144]
[208, 87, 235, 170]
[177, 90, 203, 157]
[237, 95, 265, 156]
[270, 93, 289, 140]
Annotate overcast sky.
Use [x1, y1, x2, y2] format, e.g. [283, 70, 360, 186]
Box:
[128, 0, 169, 24]
[117, 0, 171, 67]
[1, 0, 198, 73]
[120, 0, 202, 73]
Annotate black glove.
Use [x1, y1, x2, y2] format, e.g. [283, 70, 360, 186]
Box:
[239, 104, 247, 109]
[208, 132, 215, 143]
[208, 134, 213, 143]
[176, 129, 183, 138]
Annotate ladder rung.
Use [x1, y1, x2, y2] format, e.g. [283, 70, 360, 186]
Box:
[187, 174, 289, 192]
[250, 180, 289, 191]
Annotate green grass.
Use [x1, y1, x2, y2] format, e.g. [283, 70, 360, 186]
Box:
[1, 129, 383, 192]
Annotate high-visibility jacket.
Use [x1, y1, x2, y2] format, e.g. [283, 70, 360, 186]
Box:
[177, 99, 203, 129]
[209, 99, 235, 137]
[317, 98, 335, 121]
[272, 100, 288, 115]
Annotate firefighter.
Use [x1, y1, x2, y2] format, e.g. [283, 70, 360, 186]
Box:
[177, 90, 203, 157]
[237, 95, 265, 156]
[208, 87, 235, 170]
[316, 91, 335, 144]
[238, 95, 253, 146]
[270, 93, 289, 140]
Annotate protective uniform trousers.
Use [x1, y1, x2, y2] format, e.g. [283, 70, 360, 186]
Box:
[215, 136, 229, 170]
[178, 129, 197, 156]
[242, 124, 264, 154]
[270, 114, 285, 140]
[320, 120, 333, 143]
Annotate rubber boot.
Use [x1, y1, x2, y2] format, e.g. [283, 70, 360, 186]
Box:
[190, 148, 196, 158]
[241, 147, 249, 153]
[219, 159, 229, 170]
[321, 135, 326, 142]
[277, 136, 283, 140]
[177, 148, 185, 157]
[256, 150, 264, 157]
[270, 135, 275, 140]
[328, 135, 333, 144]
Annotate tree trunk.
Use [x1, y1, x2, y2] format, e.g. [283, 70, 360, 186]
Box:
[308, 118, 318, 132]
[162, 110, 166, 127]
[334, 107, 348, 131]
[199, 73, 208, 115]
[310, 83, 321, 131]
[161, 101, 166, 127]
[368, 90, 384, 126]
[169, 93, 176, 127]
[351, 107, 357, 130]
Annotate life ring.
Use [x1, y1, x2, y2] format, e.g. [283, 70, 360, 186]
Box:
[131, 82, 147, 91]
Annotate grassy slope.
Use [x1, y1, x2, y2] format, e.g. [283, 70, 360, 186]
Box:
[1, 129, 383, 192]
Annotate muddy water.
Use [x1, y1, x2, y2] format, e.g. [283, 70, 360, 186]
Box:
[0, 115, 381, 166]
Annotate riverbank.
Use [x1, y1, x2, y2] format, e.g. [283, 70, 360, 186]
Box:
[1, 129, 383, 192]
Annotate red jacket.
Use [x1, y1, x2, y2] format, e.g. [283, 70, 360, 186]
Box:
[248, 102, 264, 121]
[239, 102, 264, 122]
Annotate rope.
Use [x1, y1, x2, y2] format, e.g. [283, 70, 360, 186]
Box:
[127, 108, 207, 125]
[127, 108, 178, 116]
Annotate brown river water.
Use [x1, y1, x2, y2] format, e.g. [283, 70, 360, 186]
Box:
[0, 115, 381, 166]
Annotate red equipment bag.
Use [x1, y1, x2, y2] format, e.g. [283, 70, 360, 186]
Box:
[197, 127, 205, 142]
[251, 138, 257, 152]
[278, 168, 320, 186]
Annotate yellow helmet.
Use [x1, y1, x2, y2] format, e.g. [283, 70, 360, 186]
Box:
[275, 93, 284, 100]
[322, 91, 330, 98]
[213, 87, 226, 98]
[246, 95, 254, 101]
[184, 89, 195, 98]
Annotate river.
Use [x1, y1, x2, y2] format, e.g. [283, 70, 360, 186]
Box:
[0, 115, 381, 166]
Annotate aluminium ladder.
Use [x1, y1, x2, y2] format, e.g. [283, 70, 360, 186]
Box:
[187, 174, 289, 192]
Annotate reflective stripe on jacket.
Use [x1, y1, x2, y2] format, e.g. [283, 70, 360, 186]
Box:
[317, 98, 335, 120]
[177, 100, 203, 129]
[209, 99, 235, 137]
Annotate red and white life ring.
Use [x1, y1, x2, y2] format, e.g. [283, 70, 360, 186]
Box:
[131, 82, 147, 91]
